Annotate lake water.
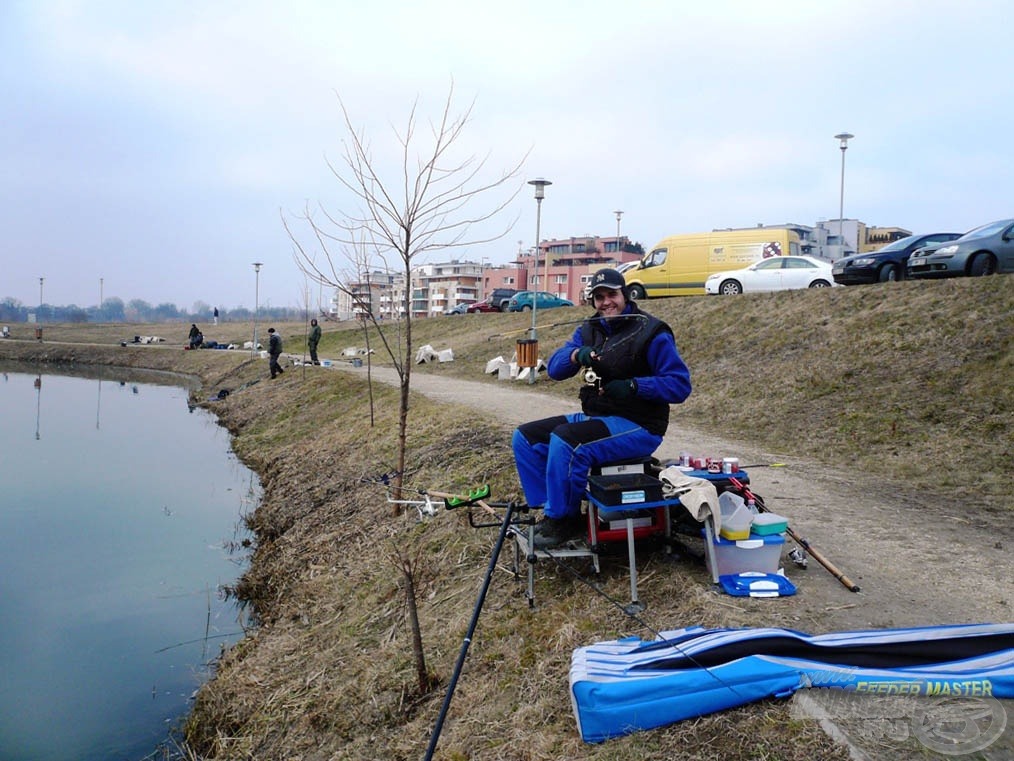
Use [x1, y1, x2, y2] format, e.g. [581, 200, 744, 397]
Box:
[0, 365, 257, 761]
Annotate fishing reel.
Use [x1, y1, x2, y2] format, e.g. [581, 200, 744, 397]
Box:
[583, 368, 600, 387]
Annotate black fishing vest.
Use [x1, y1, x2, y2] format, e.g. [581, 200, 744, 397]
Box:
[577, 306, 673, 435]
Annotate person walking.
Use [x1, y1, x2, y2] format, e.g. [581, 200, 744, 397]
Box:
[267, 327, 284, 378]
[512, 268, 692, 548]
[307, 318, 322, 365]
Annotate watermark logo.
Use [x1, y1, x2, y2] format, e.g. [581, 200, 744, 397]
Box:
[795, 681, 1010, 756]
[911, 696, 1008, 756]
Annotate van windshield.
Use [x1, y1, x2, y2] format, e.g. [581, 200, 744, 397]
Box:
[644, 249, 666, 268]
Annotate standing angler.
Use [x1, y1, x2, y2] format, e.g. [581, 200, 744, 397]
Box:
[267, 327, 284, 379]
[307, 318, 322, 365]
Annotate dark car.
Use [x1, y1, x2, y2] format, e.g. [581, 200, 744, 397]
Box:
[908, 219, 1014, 279]
[443, 303, 471, 315]
[481, 288, 517, 312]
[832, 233, 962, 285]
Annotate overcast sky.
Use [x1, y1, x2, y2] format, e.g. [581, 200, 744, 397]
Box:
[3, 1, 1011, 313]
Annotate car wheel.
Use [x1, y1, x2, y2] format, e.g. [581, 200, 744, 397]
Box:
[878, 264, 897, 282]
[969, 253, 997, 276]
[522, 304, 532, 311]
[628, 284, 646, 300]
[808, 280, 831, 289]
[719, 280, 742, 295]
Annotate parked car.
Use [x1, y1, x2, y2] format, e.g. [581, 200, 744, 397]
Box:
[907, 219, 1014, 279]
[832, 232, 962, 285]
[444, 303, 471, 315]
[485, 288, 518, 312]
[466, 296, 501, 313]
[506, 291, 574, 312]
[704, 255, 836, 295]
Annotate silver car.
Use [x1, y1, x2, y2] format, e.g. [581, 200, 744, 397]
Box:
[907, 219, 1014, 278]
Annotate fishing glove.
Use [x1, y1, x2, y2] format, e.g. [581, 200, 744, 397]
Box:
[603, 378, 637, 399]
[574, 346, 597, 367]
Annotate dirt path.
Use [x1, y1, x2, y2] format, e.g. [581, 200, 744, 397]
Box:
[342, 362, 1014, 759]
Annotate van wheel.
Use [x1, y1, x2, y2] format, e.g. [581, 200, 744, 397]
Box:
[719, 280, 742, 295]
[878, 264, 897, 282]
[969, 253, 997, 276]
[628, 284, 646, 300]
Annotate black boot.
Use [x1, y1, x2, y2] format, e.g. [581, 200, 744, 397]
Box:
[533, 514, 585, 549]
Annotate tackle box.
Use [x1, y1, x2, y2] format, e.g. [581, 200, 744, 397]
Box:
[751, 513, 788, 536]
[587, 473, 663, 507]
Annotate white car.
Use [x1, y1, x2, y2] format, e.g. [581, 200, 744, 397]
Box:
[704, 255, 836, 295]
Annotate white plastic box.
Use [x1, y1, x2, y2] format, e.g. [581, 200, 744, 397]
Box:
[704, 532, 785, 578]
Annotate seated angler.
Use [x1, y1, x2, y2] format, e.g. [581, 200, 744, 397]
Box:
[511, 268, 692, 548]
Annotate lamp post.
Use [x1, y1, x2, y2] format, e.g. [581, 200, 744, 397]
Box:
[527, 178, 551, 384]
[99, 277, 103, 310]
[251, 262, 263, 357]
[613, 210, 623, 255]
[38, 277, 44, 337]
[834, 132, 854, 258]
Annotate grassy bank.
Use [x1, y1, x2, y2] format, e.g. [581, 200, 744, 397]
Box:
[1, 274, 1009, 759]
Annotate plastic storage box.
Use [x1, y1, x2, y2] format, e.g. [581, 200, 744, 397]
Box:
[704, 531, 785, 577]
[718, 491, 752, 540]
[751, 513, 788, 536]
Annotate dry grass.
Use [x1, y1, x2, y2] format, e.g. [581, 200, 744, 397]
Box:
[2, 274, 1010, 759]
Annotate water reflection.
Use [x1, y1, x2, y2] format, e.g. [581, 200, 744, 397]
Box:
[0, 364, 257, 761]
[35, 373, 42, 439]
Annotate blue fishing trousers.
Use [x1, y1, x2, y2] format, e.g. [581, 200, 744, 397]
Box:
[512, 413, 662, 519]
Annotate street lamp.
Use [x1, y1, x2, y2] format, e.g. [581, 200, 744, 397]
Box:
[38, 277, 44, 336]
[526, 178, 551, 384]
[834, 132, 854, 258]
[614, 210, 624, 255]
[251, 262, 263, 357]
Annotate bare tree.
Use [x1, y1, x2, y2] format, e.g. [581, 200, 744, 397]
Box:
[286, 84, 527, 498]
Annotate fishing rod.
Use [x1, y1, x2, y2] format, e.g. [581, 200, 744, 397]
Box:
[423, 489, 523, 761]
[727, 476, 861, 593]
[486, 312, 649, 341]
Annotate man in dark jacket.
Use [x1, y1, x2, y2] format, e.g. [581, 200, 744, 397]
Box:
[512, 268, 692, 548]
[307, 318, 322, 365]
[267, 327, 284, 378]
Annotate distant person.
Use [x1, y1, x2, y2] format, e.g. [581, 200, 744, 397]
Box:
[267, 327, 284, 378]
[1, 325, 9, 338]
[188, 324, 202, 349]
[307, 318, 322, 365]
[213, 307, 219, 325]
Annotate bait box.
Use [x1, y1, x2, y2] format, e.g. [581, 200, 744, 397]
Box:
[587, 474, 663, 507]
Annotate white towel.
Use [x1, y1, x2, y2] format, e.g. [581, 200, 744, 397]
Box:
[658, 466, 721, 535]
